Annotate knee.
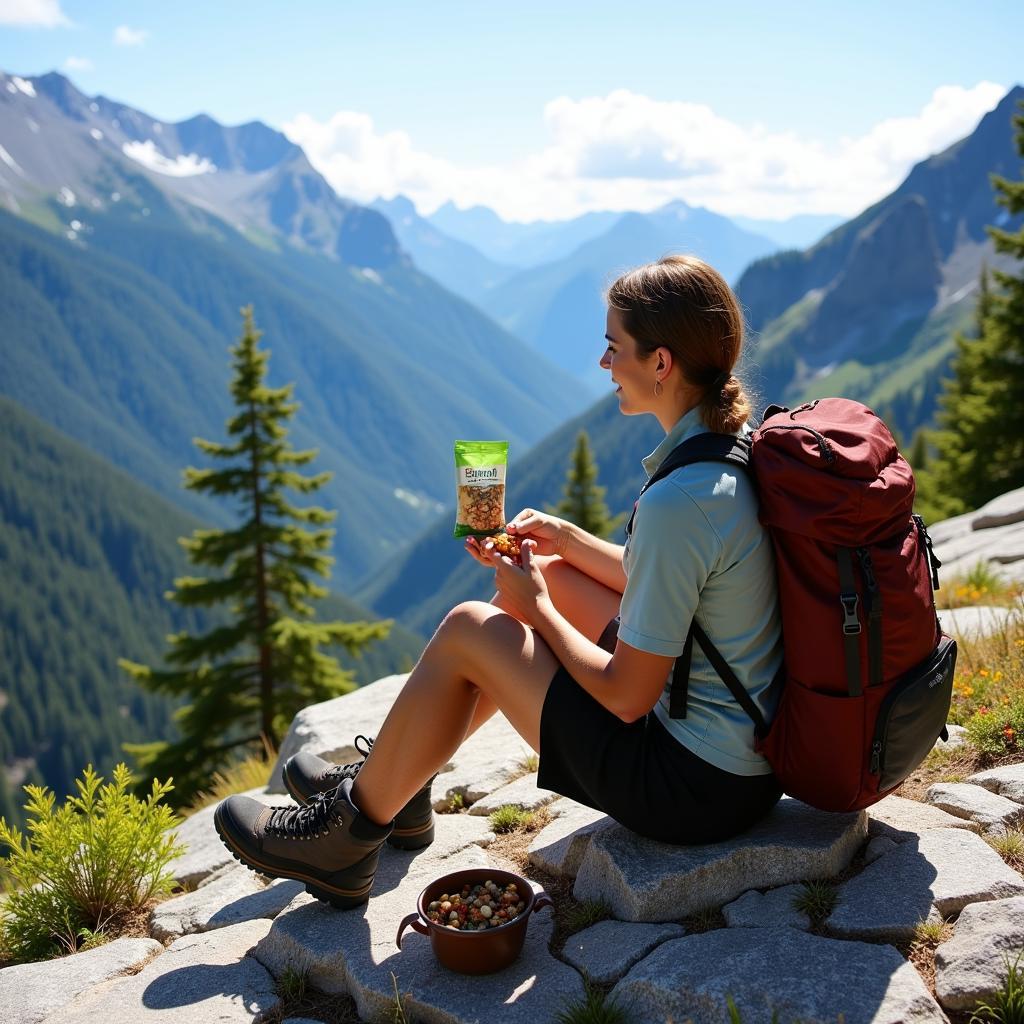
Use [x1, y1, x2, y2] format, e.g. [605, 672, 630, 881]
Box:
[437, 601, 496, 644]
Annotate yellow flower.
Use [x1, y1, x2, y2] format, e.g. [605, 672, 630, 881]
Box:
[963, 687, 975, 697]
[979, 669, 989, 677]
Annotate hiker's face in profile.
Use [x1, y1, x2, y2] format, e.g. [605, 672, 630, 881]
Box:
[601, 308, 654, 416]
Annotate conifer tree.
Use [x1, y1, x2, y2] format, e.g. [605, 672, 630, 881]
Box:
[548, 431, 624, 539]
[121, 307, 390, 806]
[921, 102, 1024, 518]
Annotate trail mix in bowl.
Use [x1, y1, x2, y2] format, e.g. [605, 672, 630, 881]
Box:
[426, 879, 527, 930]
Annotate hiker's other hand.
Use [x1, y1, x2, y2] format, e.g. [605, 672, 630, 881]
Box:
[506, 509, 567, 557]
[489, 539, 548, 621]
[464, 536, 494, 567]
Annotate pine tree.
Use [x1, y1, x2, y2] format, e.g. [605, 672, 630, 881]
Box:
[921, 102, 1024, 518]
[121, 307, 390, 806]
[548, 431, 624, 540]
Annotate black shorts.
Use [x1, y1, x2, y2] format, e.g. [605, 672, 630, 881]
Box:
[537, 617, 782, 845]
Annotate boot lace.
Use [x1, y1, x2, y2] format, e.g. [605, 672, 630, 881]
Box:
[324, 734, 374, 783]
[266, 788, 340, 840]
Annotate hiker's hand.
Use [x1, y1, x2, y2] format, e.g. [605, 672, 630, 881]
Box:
[489, 539, 548, 621]
[505, 509, 568, 558]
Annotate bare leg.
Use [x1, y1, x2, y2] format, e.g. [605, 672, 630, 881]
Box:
[461, 555, 622, 739]
[351, 601, 557, 826]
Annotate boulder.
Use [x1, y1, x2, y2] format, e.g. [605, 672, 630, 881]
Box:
[610, 928, 946, 1023]
[926, 782, 1024, 835]
[468, 772, 560, 816]
[561, 920, 685, 984]
[0, 937, 163, 1024]
[868, 793, 981, 839]
[526, 798, 612, 877]
[722, 884, 812, 930]
[967, 763, 1024, 805]
[44, 920, 277, 1024]
[934, 895, 1024, 1010]
[827, 828, 1024, 941]
[150, 866, 303, 941]
[573, 798, 866, 921]
[936, 605, 1021, 640]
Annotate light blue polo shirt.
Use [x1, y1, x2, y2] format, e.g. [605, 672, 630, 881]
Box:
[618, 407, 783, 776]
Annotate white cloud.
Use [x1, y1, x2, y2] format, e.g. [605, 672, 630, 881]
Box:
[285, 81, 1006, 223]
[63, 56, 93, 72]
[0, 0, 69, 26]
[113, 25, 148, 46]
[122, 140, 216, 177]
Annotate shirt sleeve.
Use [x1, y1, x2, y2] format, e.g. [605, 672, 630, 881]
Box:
[617, 478, 723, 657]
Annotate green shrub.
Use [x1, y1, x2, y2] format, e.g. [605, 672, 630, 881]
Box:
[971, 950, 1024, 1023]
[0, 763, 184, 963]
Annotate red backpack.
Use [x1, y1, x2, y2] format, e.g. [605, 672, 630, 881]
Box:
[630, 398, 956, 813]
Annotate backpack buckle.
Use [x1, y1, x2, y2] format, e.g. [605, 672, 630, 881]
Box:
[840, 593, 861, 635]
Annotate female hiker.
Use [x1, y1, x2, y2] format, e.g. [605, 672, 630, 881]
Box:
[214, 254, 785, 909]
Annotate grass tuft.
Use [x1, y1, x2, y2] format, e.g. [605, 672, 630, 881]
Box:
[791, 880, 838, 925]
[488, 804, 535, 834]
[987, 829, 1024, 873]
[183, 736, 276, 817]
[971, 950, 1024, 1024]
[563, 899, 612, 935]
[553, 984, 628, 1024]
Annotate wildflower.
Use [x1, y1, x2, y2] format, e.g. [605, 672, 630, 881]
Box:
[979, 669, 989, 678]
[963, 686, 974, 697]
[977, 706, 990, 716]
[1004, 726, 1016, 739]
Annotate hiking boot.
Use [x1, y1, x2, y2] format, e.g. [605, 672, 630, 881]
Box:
[213, 776, 391, 909]
[282, 734, 435, 851]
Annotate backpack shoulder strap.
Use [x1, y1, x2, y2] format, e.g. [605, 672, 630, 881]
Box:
[625, 432, 751, 539]
[623, 431, 765, 729]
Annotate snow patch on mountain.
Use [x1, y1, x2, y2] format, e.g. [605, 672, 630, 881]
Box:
[90, 128, 104, 141]
[11, 77, 36, 98]
[122, 139, 217, 177]
[0, 145, 26, 178]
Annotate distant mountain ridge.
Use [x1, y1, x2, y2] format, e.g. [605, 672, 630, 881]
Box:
[0, 70, 591, 585]
[735, 85, 1024, 440]
[1, 70, 400, 268]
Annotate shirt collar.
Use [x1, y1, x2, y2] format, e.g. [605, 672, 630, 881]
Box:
[641, 406, 708, 480]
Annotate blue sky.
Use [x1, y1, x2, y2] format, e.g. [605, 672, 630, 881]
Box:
[1, 1, 1021, 221]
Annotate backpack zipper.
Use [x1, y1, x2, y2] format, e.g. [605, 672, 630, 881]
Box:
[762, 424, 837, 465]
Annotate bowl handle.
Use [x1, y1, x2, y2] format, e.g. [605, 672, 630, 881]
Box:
[396, 912, 430, 949]
[531, 891, 554, 915]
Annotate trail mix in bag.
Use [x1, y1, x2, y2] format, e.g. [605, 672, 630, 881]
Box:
[454, 440, 508, 537]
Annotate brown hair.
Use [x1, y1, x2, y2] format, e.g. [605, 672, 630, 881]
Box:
[605, 254, 751, 433]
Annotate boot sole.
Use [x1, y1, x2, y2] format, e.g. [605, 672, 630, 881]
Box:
[282, 765, 434, 851]
[213, 804, 373, 910]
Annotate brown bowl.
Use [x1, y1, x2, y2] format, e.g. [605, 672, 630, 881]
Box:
[395, 867, 553, 975]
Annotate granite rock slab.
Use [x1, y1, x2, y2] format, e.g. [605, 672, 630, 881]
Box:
[561, 919, 686, 984]
[928, 486, 1024, 545]
[827, 828, 1024, 941]
[0, 937, 163, 1024]
[253, 839, 585, 1024]
[609, 927, 946, 1024]
[526, 798, 613, 877]
[722, 883, 812, 930]
[864, 836, 901, 865]
[573, 797, 867, 921]
[45, 919, 277, 1024]
[868, 793, 981, 838]
[934, 895, 1024, 1010]
[967, 762, 1024, 805]
[170, 786, 288, 888]
[150, 866, 303, 941]
[926, 781, 1024, 835]
[936, 604, 1021, 639]
[468, 772, 560, 816]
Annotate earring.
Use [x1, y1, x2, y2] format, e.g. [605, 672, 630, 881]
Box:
[653, 379, 663, 398]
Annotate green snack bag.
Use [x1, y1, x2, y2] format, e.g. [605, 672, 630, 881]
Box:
[454, 440, 509, 538]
